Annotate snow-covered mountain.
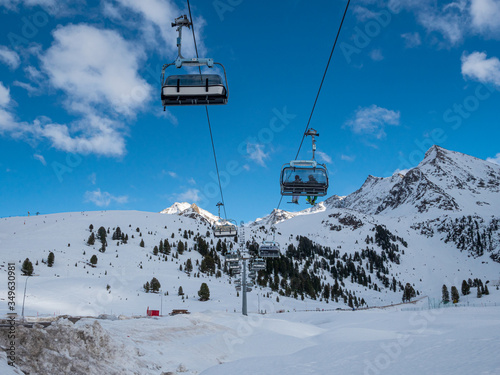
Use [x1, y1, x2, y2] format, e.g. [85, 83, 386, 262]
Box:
[249, 145, 500, 262]
[160, 202, 220, 224]
[330, 145, 500, 216]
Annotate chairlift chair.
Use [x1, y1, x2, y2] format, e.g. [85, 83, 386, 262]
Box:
[161, 71, 228, 107]
[259, 241, 280, 258]
[280, 128, 329, 197]
[214, 203, 237, 238]
[214, 220, 237, 237]
[280, 160, 329, 196]
[225, 252, 240, 270]
[161, 15, 229, 108]
[250, 258, 266, 271]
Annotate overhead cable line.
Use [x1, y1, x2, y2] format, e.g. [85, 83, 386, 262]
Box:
[186, 0, 228, 220]
[276, 0, 351, 211]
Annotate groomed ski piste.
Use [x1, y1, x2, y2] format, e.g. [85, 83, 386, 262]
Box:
[1, 302, 500, 374]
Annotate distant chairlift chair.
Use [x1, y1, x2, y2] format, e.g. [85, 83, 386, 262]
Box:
[258, 241, 280, 258]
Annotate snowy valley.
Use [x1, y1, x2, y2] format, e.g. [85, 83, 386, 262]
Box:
[1, 145, 500, 375]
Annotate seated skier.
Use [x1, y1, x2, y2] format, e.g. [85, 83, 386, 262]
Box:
[291, 174, 301, 204]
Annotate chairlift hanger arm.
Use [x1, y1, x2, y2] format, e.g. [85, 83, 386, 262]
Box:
[172, 15, 191, 59]
[305, 128, 319, 160]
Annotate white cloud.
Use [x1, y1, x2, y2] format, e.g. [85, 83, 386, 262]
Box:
[168, 171, 178, 178]
[88, 173, 97, 185]
[316, 151, 332, 164]
[174, 188, 201, 203]
[41, 24, 152, 117]
[417, 6, 467, 46]
[84, 188, 128, 207]
[13, 81, 40, 95]
[470, 0, 500, 36]
[389, 0, 469, 46]
[0, 82, 11, 107]
[246, 143, 270, 167]
[341, 154, 356, 162]
[353, 5, 382, 21]
[22, 23, 157, 156]
[345, 105, 400, 139]
[0, 83, 18, 133]
[188, 177, 196, 185]
[33, 115, 125, 156]
[0, 109, 17, 133]
[370, 49, 384, 61]
[461, 51, 500, 87]
[109, 0, 207, 58]
[486, 153, 500, 165]
[401, 32, 422, 48]
[0, 0, 82, 15]
[33, 153, 46, 165]
[0, 46, 20, 69]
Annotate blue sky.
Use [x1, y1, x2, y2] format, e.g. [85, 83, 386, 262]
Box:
[0, 0, 499, 222]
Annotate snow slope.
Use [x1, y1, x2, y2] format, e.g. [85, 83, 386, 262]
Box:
[2, 303, 500, 375]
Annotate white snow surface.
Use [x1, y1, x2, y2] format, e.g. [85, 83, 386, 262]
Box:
[3, 304, 500, 374]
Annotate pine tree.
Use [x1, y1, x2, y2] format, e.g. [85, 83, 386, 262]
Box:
[140, 239, 145, 248]
[87, 232, 95, 246]
[461, 280, 470, 296]
[144, 281, 150, 293]
[451, 286, 460, 303]
[112, 227, 122, 240]
[97, 226, 107, 246]
[47, 252, 55, 267]
[178, 286, 184, 296]
[477, 286, 482, 298]
[442, 284, 450, 303]
[89, 224, 94, 231]
[90, 254, 98, 266]
[484, 285, 489, 295]
[185, 258, 193, 273]
[153, 246, 158, 256]
[22, 258, 34, 276]
[403, 283, 416, 302]
[198, 283, 210, 301]
[150, 277, 161, 292]
[178, 241, 185, 255]
[200, 255, 215, 274]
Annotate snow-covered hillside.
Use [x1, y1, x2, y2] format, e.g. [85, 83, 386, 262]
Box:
[1, 145, 500, 374]
[0, 146, 498, 319]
